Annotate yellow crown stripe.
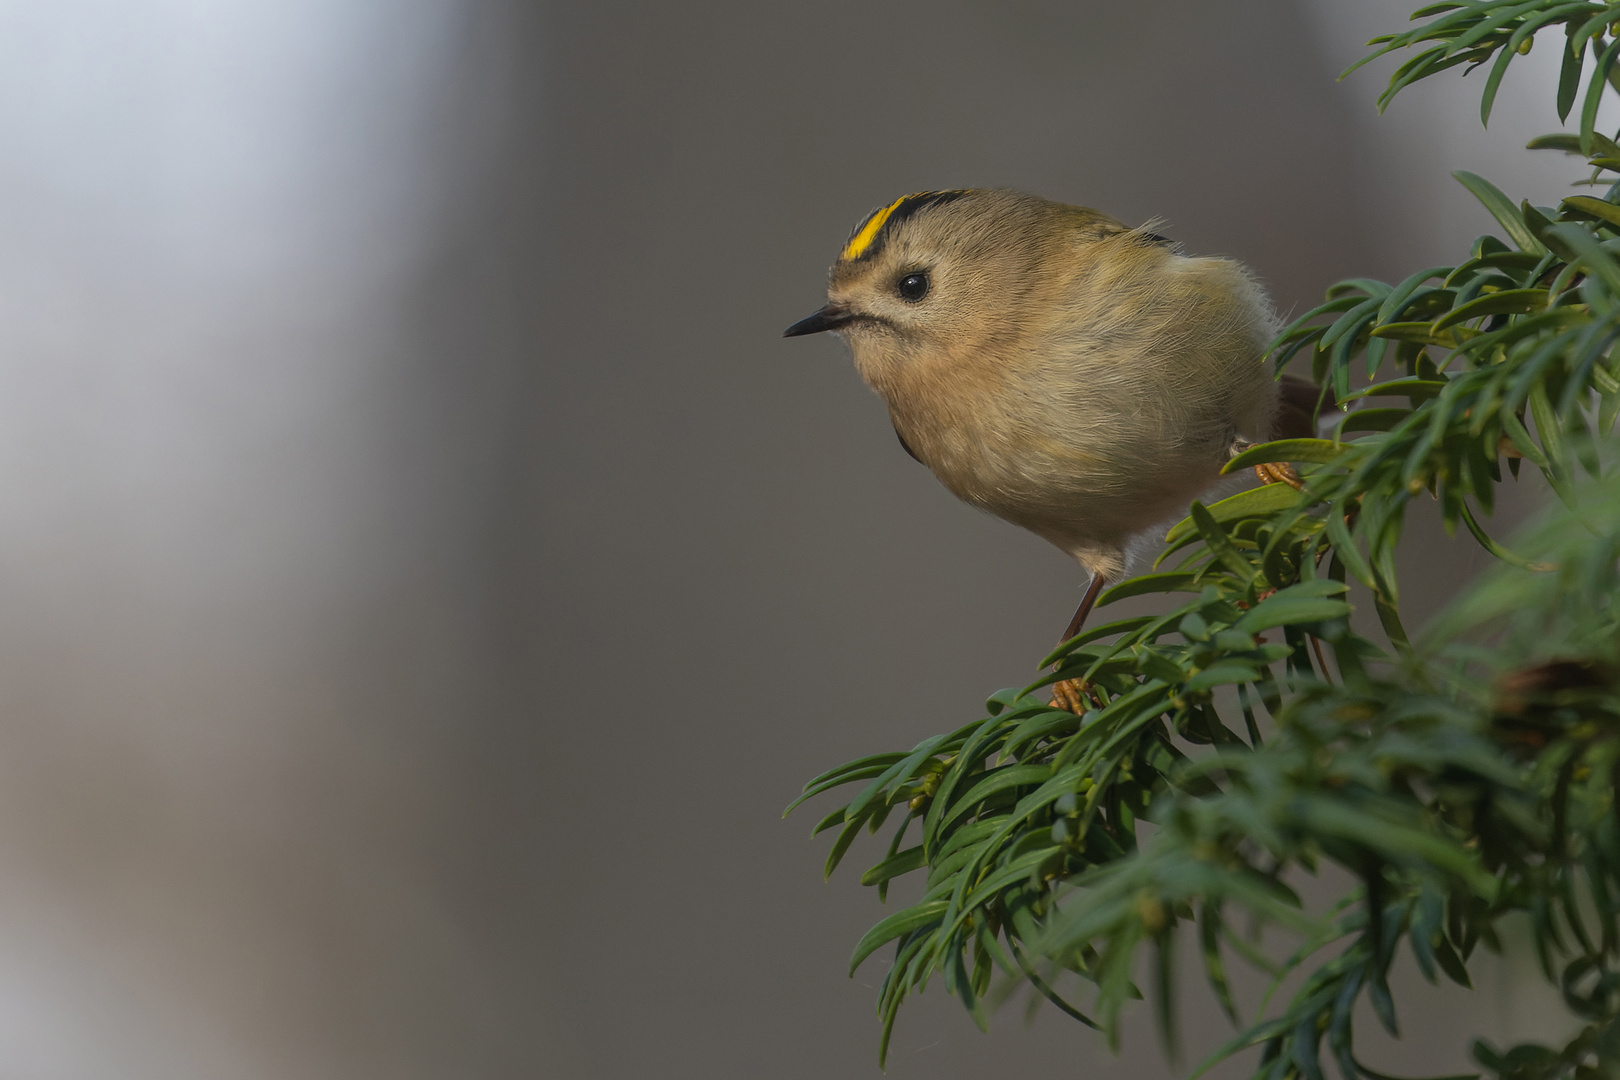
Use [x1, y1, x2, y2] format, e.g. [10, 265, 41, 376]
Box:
[840, 195, 910, 263]
[838, 190, 972, 263]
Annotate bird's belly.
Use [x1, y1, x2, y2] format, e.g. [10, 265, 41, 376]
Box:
[912, 413, 1227, 554]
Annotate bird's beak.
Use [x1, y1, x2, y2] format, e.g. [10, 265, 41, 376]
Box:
[782, 305, 855, 338]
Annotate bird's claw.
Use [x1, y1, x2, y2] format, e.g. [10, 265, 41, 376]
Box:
[1050, 678, 1096, 715]
[1254, 461, 1304, 491]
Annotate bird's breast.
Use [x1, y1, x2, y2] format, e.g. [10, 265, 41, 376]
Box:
[885, 356, 1115, 506]
[880, 328, 1237, 553]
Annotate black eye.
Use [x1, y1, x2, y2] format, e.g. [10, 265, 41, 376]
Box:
[897, 271, 929, 302]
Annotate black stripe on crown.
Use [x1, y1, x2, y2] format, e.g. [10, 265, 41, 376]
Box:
[840, 189, 972, 263]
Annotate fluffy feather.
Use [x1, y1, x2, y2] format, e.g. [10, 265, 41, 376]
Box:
[808, 188, 1287, 580]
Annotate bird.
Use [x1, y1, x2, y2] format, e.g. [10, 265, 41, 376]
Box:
[784, 189, 1323, 710]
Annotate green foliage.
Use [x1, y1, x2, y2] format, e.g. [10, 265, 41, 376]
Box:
[788, 3, 1620, 1077]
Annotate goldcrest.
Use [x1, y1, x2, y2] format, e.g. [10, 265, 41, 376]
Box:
[785, 189, 1318, 644]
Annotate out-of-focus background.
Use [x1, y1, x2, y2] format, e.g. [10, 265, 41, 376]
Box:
[0, 1, 1591, 1076]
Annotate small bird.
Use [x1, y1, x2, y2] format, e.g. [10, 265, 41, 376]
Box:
[785, 189, 1320, 704]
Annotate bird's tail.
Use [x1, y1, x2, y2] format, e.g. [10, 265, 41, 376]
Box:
[1272, 373, 1335, 441]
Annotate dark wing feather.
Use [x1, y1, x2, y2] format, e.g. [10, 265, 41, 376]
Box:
[894, 425, 922, 464]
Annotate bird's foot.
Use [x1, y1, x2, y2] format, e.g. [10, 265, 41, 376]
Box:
[1254, 461, 1304, 491]
[1050, 678, 1097, 715]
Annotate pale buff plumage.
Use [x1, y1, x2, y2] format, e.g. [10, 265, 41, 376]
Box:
[788, 188, 1280, 582]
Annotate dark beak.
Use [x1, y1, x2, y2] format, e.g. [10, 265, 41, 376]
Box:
[782, 305, 855, 338]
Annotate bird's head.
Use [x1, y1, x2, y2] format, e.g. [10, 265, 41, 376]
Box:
[784, 189, 1122, 387]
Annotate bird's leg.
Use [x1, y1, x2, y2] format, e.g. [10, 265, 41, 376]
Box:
[1059, 571, 1107, 643]
[1050, 572, 1107, 714]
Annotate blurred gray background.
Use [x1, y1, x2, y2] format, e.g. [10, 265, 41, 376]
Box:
[0, 1, 1591, 1076]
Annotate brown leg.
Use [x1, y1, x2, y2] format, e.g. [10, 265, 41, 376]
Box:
[1058, 571, 1108, 645]
[1051, 572, 1107, 713]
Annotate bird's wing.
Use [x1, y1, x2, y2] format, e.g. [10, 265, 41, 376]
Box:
[893, 423, 923, 464]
